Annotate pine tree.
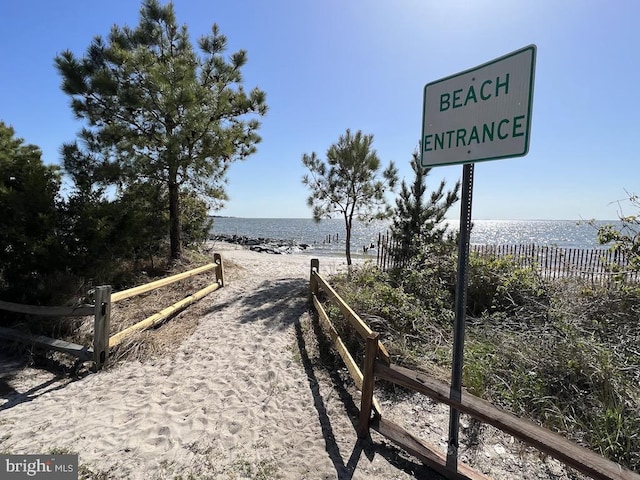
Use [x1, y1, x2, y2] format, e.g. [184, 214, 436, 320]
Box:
[392, 151, 460, 260]
[302, 129, 398, 266]
[0, 122, 61, 301]
[55, 0, 267, 259]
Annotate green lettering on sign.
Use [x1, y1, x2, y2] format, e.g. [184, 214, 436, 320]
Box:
[512, 115, 525, 137]
[480, 79, 492, 100]
[482, 122, 494, 142]
[468, 125, 480, 144]
[495, 73, 510, 97]
[440, 93, 450, 112]
[452, 89, 463, 109]
[497, 118, 510, 139]
[424, 134, 433, 151]
[424, 115, 528, 150]
[464, 85, 478, 106]
[445, 130, 455, 148]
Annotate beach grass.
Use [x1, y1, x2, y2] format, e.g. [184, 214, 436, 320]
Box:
[324, 257, 640, 472]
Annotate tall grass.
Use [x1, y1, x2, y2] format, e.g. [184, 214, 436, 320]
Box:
[325, 255, 640, 471]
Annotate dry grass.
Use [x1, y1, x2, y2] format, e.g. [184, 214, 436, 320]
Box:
[106, 272, 217, 364]
[102, 248, 248, 366]
[1, 247, 239, 371]
[102, 248, 233, 366]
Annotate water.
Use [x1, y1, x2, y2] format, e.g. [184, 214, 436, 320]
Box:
[210, 217, 390, 257]
[462, 219, 613, 249]
[210, 217, 619, 257]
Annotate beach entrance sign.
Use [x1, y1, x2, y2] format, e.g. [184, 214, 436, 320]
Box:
[422, 45, 537, 473]
[421, 45, 536, 167]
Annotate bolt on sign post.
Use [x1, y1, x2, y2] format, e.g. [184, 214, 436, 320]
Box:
[420, 44, 536, 471]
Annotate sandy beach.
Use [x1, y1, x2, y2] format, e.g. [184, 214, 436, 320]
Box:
[0, 244, 585, 479]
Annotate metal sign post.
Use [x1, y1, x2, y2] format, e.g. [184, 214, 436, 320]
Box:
[446, 162, 474, 469]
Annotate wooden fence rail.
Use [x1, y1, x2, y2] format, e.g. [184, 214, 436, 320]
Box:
[0, 254, 224, 370]
[376, 233, 640, 284]
[0, 286, 111, 368]
[309, 258, 640, 480]
[111, 262, 221, 303]
[0, 326, 93, 362]
[310, 259, 387, 417]
[0, 301, 94, 317]
[109, 276, 223, 349]
[106, 253, 224, 358]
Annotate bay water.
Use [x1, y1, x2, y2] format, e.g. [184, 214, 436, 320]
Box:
[210, 217, 618, 257]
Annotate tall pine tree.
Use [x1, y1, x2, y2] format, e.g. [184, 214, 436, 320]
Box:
[56, 0, 267, 259]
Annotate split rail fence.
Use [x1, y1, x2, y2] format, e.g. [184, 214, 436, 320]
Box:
[0, 254, 224, 370]
[309, 258, 640, 480]
[376, 232, 640, 284]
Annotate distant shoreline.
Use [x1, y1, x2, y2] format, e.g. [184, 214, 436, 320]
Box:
[209, 218, 617, 250]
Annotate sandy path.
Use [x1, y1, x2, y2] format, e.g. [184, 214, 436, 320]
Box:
[0, 244, 592, 480]
[0, 246, 431, 479]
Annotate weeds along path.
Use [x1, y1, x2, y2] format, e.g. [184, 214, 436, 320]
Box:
[0, 246, 424, 479]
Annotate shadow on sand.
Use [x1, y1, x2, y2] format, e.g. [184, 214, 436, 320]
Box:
[207, 275, 444, 478]
[203, 277, 309, 331]
[0, 350, 88, 412]
[295, 310, 446, 480]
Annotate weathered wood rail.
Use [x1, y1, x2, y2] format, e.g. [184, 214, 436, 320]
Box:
[0, 254, 224, 370]
[0, 326, 93, 362]
[106, 253, 224, 359]
[0, 286, 111, 367]
[309, 258, 640, 480]
[310, 258, 389, 418]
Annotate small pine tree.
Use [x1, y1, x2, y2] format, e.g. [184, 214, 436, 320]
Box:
[302, 129, 398, 266]
[391, 150, 460, 261]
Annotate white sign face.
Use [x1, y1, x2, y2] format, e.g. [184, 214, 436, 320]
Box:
[421, 45, 536, 167]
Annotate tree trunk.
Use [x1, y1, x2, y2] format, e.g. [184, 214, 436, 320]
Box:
[345, 215, 352, 266]
[169, 179, 181, 260]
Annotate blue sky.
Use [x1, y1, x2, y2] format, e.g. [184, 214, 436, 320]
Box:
[0, 1, 636, 220]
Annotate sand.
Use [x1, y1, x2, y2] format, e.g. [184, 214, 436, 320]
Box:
[0, 244, 586, 479]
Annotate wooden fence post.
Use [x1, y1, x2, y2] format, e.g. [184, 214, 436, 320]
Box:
[214, 253, 225, 287]
[93, 285, 112, 370]
[358, 332, 380, 438]
[310, 259, 319, 300]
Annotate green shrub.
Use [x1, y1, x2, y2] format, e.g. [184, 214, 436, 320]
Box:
[594, 193, 640, 273]
[389, 249, 456, 322]
[467, 253, 549, 318]
[476, 323, 640, 469]
[327, 263, 451, 368]
[320, 252, 640, 471]
[0, 122, 64, 304]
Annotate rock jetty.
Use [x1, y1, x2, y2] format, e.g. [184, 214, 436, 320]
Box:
[210, 234, 311, 255]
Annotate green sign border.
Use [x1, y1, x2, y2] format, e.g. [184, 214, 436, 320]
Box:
[421, 44, 537, 168]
